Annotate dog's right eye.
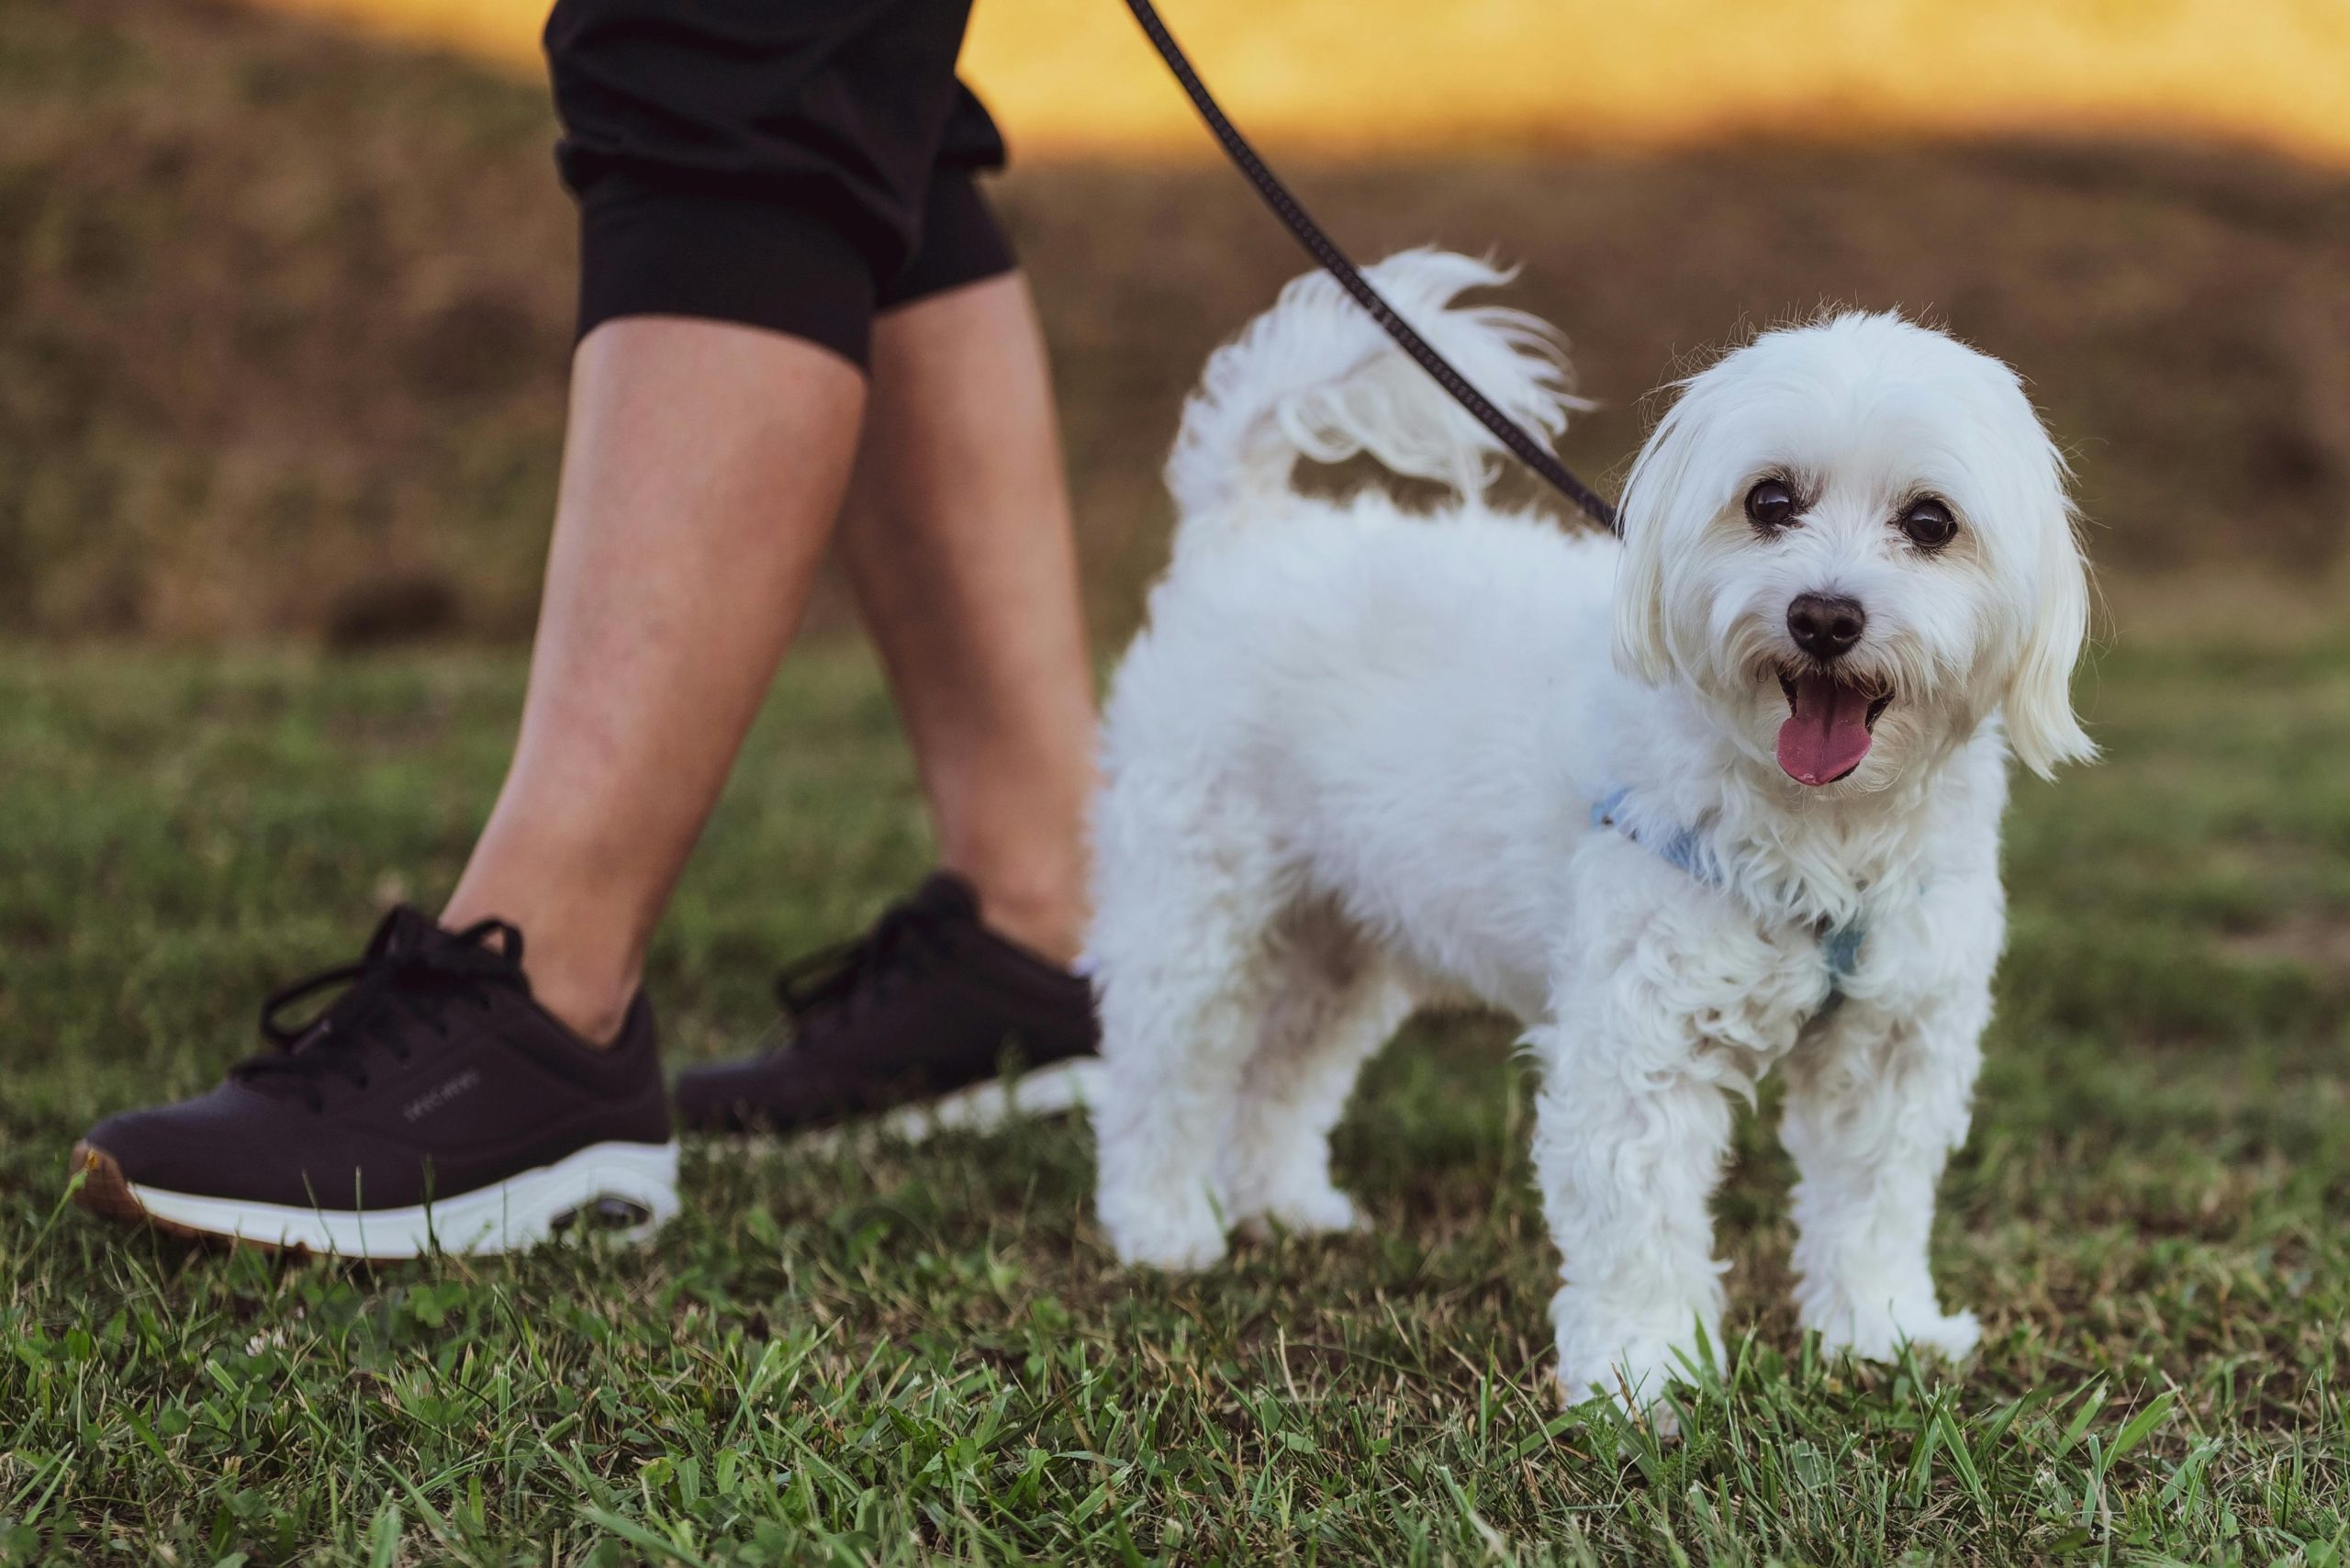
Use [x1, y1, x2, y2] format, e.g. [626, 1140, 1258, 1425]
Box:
[1744, 478, 1797, 531]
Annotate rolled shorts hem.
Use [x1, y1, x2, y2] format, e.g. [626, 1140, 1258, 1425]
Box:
[576, 168, 1017, 370]
[576, 175, 879, 368]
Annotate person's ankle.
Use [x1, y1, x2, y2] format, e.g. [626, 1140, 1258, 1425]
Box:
[440, 900, 639, 1047]
[962, 874, 1088, 969]
[528, 967, 638, 1047]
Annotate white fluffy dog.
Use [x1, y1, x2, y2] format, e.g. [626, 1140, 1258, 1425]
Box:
[1088, 250, 2093, 1414]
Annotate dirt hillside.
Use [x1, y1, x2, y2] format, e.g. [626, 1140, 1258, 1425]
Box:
[6, 0, 2347, 641]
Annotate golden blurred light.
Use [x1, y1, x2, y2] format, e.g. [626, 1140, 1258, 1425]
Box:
[247, 0, 2350, 166]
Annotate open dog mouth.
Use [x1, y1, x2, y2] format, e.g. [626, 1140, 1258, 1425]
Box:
[1774, 666, 1894, 786]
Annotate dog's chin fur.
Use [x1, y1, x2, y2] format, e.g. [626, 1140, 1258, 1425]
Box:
[1087, 251, 2093, 1421]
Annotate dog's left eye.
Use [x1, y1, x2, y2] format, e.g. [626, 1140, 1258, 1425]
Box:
[1745, 478, 1797, 531]
[1897, 498, 1958, 551]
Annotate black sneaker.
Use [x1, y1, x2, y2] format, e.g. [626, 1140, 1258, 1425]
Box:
[676, 872, 1098, 1137]
[71, 907, 677, 1260]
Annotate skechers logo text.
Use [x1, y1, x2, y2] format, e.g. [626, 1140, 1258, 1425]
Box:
[402, 1070, 482, 1123]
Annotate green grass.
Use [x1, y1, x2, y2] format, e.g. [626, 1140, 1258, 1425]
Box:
[5, 624, 2350, 1564]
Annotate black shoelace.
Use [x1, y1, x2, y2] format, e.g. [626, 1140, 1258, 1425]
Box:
[771, 897, 956, 1043]
[233, 914, 524, 1110]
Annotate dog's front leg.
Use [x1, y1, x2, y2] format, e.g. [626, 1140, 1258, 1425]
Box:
[1529, 1015, 1736, 1417]
[1779, 985, 1986, 1365]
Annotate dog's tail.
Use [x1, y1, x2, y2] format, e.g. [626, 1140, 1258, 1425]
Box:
[1164, 248, 1587, 525]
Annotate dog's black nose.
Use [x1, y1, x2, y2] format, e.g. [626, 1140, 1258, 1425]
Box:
[1787, 593, 1866, 662]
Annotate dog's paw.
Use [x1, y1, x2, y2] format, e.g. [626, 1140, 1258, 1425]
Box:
[1812, 1299, 1981, 1364]
[1555, 1345, 1694, 1439]
[1552, 1295, 1720, 1440]
[1098, 1187, 1229, 1271]
[1232, 1179, 1360, 1242]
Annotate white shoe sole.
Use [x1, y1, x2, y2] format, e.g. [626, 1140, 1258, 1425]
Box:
[86, 1139, 680, 1261]
[781, 1056, 1102, 1153]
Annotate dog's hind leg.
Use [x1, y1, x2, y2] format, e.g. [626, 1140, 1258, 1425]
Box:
[1219, 904, 1412, 1242]
[1089, 785, 1288, 1271]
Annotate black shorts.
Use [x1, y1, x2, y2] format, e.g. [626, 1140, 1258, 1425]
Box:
[544, 0, 1016, 368]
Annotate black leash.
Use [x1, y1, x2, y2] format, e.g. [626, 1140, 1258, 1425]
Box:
[1121, 0, 1621, 536]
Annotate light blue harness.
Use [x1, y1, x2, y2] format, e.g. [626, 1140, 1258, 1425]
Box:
[1591, 788, 1864, 1014]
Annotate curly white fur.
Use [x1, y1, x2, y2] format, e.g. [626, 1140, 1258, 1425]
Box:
[1089, 250, 2094, 1417]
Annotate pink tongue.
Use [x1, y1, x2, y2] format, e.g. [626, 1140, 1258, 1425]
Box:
[1776, 673, 1874, 786]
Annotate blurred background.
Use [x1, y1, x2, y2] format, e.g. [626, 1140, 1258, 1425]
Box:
[11, 9, 2350, 1555]
[5, 0, 2349, 644]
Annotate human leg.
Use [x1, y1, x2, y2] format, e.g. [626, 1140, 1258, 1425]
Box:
[442, 320, 867, 1041]
[835, 266, 1096, 965]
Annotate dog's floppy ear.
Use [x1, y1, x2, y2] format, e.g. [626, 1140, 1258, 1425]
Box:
[2001, 494, 2096, 778]
[1610, 408, 1692, 687]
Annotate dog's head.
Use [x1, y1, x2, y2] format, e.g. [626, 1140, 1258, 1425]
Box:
[1612, 312, 2093, 789]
